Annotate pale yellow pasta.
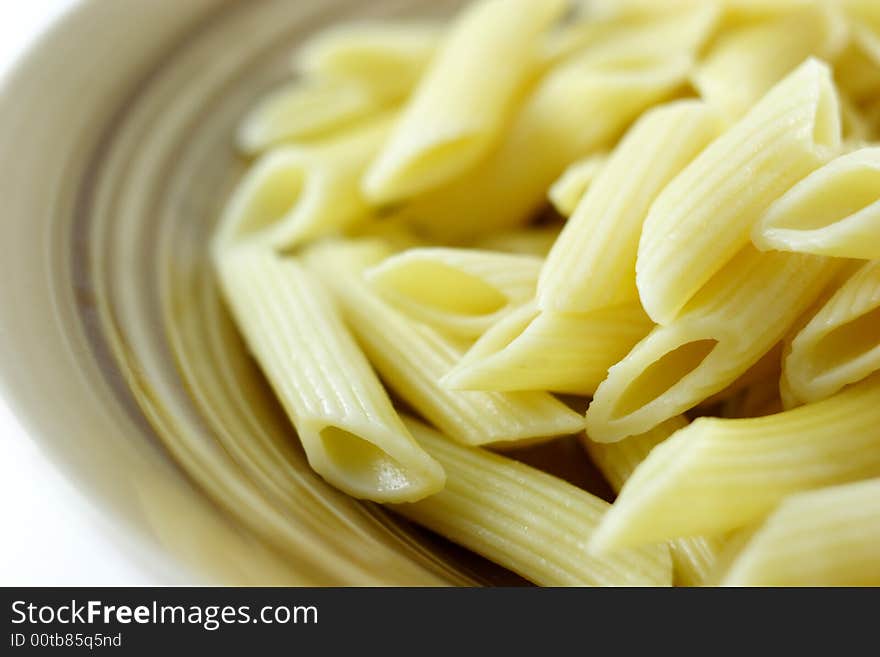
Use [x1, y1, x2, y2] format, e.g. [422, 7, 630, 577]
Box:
[590, 373, 880, 550]
[217, 114, 392, 251]
[443, 301, 653, 396]
[691, 5, 847, 119]
[540, 100, 722, 313]
[304, 240, 585, 446]
[720, 478, 880, 586]
[784, 259, 880, 403]
[469, 225, 563, 257]
[366, 247, 542, 339]
[698, 342, 783, 409]
[587, 247, 837, 442]
[548, 153, 608, 218]
[363, 0, 568, 203]
[636, 58, 841, 325]
[392, 417, 673, 587]
[582, 416, 725, 586]
[754, 147, 880, 259]
[396, 53, 692, 242]
[295, 21, 443, 99]
[214, 246, 444, 502]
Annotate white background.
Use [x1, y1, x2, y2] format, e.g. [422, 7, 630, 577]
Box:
[0, 0, 157, 586]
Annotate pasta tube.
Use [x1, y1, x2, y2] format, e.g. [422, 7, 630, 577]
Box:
[366, 248, 542, 339]
[548, 153, 607, 218]
[590, 373, 880, 550]
[392, 417, 673, 587]
[304, 240, 585, 446]
[214, 246, 444, 502]
[720, 478, 880, 586]
[216, 114, 392, 251]
[691, 5, 847, 119]
[636, 58, 841, 324]
[539, 100, 722, 313]
[784, 259, 880, 403]
[396, 53, 692, 241]
[582, 417, 724, 587]
[587, 247, 838, 442]
[363, 0, 569, 202]
[443, 301, 653, 396]
[754, 147, 880, 259]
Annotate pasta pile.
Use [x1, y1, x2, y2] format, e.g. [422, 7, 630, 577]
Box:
[213, 0, 880, 586]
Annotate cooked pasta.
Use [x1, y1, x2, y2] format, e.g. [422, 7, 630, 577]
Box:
[303, 240, 584, 447]
[214, 0, 880, 587]
[720, 478, 880, 586]
[582, 417, 724, 586]
[366, 247, 542, 339]
[214, 246, 444, 502]
[539, 100, 721, 313]
[443, 301, 653, 396]
[754, 147, 880, 259]
[391, 417, 673, 587]
[636, 58, 841, 325]
[784, 259, 880, 403]
[587, 248, 837, 442]
[590, 373, 880, 550]
[363, 0, 569, 203]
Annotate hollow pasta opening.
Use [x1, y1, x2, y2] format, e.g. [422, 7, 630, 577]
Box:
[611, 339, 719, 418]
[319, 426, 414, 495]
[809, 305, 880, 372]
[226, 155, 305, 240]
[375, 261, 508, 316]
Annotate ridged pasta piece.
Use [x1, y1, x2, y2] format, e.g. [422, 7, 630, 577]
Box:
[720, 478, 880, 586]
[396, 53, 692, 242]
[443, 301, 653, 396]
[366, 248, 542, 339]
[539, 100, 722, 313]
[582, 416, 724, 586]
[363, 0, 569, 203]
[589, 373, 880, 550]
[213, 246, 444, 502]
[691, 5, 847, 119]
[216, 114, 392, 251]
[587, 247, 838, 442]
[754, 147, 880, 259]
[469, 225, 563, 257]
[295, 21, 443, 99]
[304, 240, 585, 446]
[784, 260, 880, 403]
[834, 24, 880, 105]
[636, 58, 841, 325]
[548, 153, 608, 218]
[391, 417, 673, 587]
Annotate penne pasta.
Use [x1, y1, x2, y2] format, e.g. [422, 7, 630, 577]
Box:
[587, 247, 838, 442]
[548, 153, 608, 218]
[539, 100, 722, 313]
[213, 246, 445, 502]
[363, 0, 569, 203]
[391, 417, 673, 587]
[590, 373, 880, 550]
[217, 113, 393, 251]
[754, 147, 880, 259]
[582, 416, 725, 586]
[304, 240, 585, 446]
[365, 247, 542, 339]
[443, 301, 653, 396]
[784, 259, 880, 403]
[396, 53, 693, 242]
[691, 4, 847, 119]
[720, 478, 880, 586]
[636, 58, 841, 325]
[469, 225, 563, 258]
[295, 21, 443, 100]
